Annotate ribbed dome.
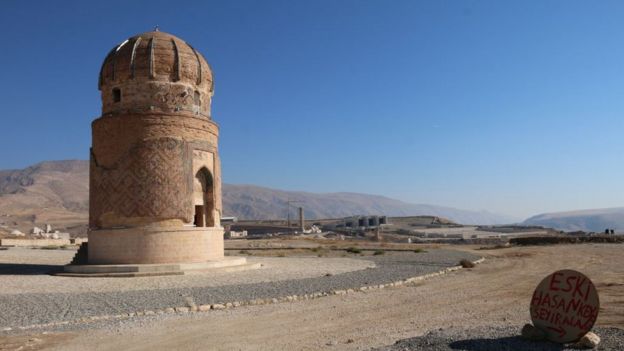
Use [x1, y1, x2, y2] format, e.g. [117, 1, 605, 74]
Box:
[98, 31, 213, 92]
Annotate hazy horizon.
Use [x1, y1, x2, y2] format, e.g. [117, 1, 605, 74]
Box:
[1, 1, 623, 218]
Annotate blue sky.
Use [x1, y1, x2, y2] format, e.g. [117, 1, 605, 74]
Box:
[1, 0, 623, 219]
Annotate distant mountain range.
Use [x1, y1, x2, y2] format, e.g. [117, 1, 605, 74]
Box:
[3, 160, 624, 232]
[0, 160, 520, 230]
[223, 184, 518, 224]
[522, 208, 624, 232]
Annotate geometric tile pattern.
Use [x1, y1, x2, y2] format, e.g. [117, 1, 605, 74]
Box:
[90, 137, 192, 228]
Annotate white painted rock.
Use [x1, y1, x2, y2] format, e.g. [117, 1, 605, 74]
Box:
[571, 332, 600, 349]
[530, 270, 599, 343]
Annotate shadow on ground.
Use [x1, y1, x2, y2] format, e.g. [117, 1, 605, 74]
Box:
[449, 336, 564, 350]
[0, 263, 64, 275]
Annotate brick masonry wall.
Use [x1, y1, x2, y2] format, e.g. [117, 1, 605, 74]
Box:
[90, 115, 222, 229]
[99, 31, 213, 118]
[88, 30, 224, 264]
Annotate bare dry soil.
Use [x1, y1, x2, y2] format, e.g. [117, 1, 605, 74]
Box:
[0, 243, 622, 351]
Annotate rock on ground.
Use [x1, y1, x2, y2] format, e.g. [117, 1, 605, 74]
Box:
[571, 332, 601, 349]
[374, 326, 622, 351]
[521, 323, 546, 341]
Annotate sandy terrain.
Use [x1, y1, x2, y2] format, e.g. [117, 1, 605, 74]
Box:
[1, 243, 622, 350]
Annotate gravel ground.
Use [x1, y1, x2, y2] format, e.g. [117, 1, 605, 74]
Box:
[0, 248, 374, 294]
[1, 244, 621, 351]
[374, 326, 624, 351]
[0, 248, 478, 329]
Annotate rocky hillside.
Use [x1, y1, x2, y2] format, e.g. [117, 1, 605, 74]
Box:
[0, 160, 89, 232]
[0, 160, 89, 209]
[522, 208, 624, 232]
[223, 184, 516, 224]
[0, 160, 517, 231]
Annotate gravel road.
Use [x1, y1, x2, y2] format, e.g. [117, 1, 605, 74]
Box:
[0, 248, 477, 328]
[374, 326, 624, 350]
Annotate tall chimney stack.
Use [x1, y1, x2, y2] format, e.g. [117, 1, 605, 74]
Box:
[298, 207, 305, 233]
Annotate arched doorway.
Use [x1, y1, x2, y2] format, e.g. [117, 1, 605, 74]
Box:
[194, 167, 215, 227]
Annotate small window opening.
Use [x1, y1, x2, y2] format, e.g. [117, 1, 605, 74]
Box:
[112, 88, 121, 103]
[194, 91, 201, 106]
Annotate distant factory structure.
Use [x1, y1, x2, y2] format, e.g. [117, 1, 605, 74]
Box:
[323, 215, 388, 231]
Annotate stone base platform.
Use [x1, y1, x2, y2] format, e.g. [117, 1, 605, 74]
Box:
[58, 257, 259, 278]
[88, 227, 225, 264]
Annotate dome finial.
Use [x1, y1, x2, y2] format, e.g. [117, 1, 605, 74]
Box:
[154, 25, 159, 32]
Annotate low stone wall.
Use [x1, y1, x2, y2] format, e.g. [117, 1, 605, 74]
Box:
[0, 239, 72, 247]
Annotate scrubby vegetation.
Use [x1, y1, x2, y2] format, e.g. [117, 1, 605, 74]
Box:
[345, 247, 362, 254]
[459, 259, 475, 268]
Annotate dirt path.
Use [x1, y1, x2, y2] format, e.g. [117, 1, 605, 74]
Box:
[2, 244, 623, 351]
